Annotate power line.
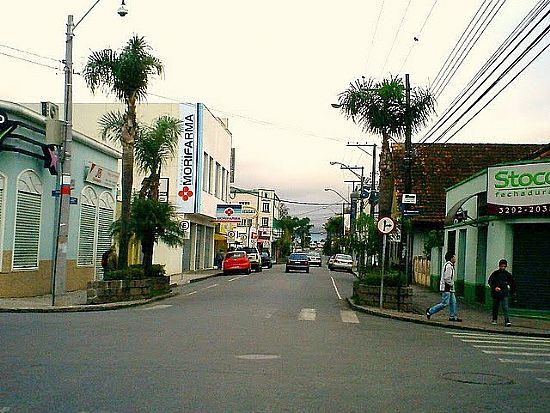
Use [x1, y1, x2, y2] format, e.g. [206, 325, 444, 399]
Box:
[424, 17, 550, 146]
[0, 51, 61, 71]
[420, 1, 550, 145]
[398, 0, 440, 73]
[0, 43, 61, 63]
[432, 0, 507, 98]
[380, 0, 412, 75]
[365, 0, 385, 72]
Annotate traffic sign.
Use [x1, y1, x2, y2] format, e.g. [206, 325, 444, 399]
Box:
[179, 220, 191, 231]
[402, 193, 417, 204]
[377, 217, 396, 234]
[403, 210, 421, 216]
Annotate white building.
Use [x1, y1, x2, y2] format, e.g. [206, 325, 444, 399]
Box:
[45, 102, 234, 275]
[229, 187, 282, 256]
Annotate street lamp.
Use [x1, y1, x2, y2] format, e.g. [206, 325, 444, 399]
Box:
[324, 188, 349, 240]
[329, 161, 365, 213]
[52, 0, 127, 304]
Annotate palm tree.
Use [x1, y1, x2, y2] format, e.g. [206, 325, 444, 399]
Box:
[335, 76, 435, 218]
[83, 35, 163, 269]
[135, 116, 182, 200]
[100, 113, 182, 273]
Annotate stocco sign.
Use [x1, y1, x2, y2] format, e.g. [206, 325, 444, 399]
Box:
[487, 162, 550, 216]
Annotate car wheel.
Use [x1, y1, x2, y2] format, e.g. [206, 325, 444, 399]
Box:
[306, 268, 309, 273]
[223, 270, 228, 275]
[259, 266, 263, 272]
[285, 268, 289, 273]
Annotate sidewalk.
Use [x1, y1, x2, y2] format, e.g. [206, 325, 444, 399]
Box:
[348, 284, 550, 337]
[0, 269, 221, 313]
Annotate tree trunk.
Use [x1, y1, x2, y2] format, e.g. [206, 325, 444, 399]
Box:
[378, 132, 394, 219]
[142, 235, 154, 277]
[117, 97, 137, 269]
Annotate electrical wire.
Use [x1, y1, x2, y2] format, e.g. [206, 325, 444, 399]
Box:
[420, 1, 550, 145]
[0, 43, 61, 63]
[380, 0, 412, 76]
[365, 0, 385, 72]
[420, 0, 548, 144]
[432, 0, 507, 98]
[425, 19, 550, 146]
[0, 51, 61, 71]
[398, 0, 439, 73]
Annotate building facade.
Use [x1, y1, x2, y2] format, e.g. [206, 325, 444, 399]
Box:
[0, 101, 120, 297]
[441, 159, 550, 312]
[68, 102, 233, 274]
[229, 187, 282, 256]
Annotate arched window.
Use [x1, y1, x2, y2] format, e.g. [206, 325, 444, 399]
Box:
[77, 186, 98, 266]
[95, 191, 115, 279]
[0, 172, 6, 269]
[13, 170, 42, 270]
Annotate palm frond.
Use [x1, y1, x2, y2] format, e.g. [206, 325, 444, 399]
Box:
[98, 110, 125, 143]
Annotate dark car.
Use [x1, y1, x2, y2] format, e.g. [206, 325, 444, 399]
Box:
[285, 252, 309, 273]
[261, 252, 272, 268]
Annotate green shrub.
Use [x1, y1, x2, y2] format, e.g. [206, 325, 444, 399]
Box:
[356, 273, 405, 288]
[103, 264, 166, 281]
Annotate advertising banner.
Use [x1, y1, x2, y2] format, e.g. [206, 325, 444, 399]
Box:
[216, 204, 242, 223]
[176, 104, 198, 213]
[85, 162, 119, 189]
[487, 162, 550, 216]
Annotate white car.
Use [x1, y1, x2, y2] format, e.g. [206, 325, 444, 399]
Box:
[329, 254, 353, 272]
[306, 251, 322, 267]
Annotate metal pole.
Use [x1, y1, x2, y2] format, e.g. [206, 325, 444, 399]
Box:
[52, 14, 74, 304]
[371, 144, 376, 218]
[380, 234, 386, 309]
[404, 74, 412, 286]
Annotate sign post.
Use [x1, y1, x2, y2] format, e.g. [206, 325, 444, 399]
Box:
[377, 217, 396, 309]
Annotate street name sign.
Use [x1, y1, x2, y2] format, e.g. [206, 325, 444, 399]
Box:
[402, 193, 417, 204]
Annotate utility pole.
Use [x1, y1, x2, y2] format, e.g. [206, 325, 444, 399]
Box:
[346, 142, 377, 218]
[404, 74, 412, 286]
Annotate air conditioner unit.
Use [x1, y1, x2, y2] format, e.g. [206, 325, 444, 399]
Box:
[41, 102, 59, 120]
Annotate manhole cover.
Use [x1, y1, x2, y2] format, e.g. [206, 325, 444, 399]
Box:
[442, 372, 514, 385]
[236, 354, 281, 360]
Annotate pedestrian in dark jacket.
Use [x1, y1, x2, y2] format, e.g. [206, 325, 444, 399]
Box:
[488, 259, 516, 327]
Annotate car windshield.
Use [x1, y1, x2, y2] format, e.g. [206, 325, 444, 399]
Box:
[289, 253, 308, 260]
[242, 247, 258, 254]
[226, 251, 245, 259]
[307, 252, 320, 257]
[336, 254, 352, 260]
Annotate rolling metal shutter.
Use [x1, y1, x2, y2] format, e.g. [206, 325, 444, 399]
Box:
[77, 204, 96, 266]
[0, 184, 3, 268]
[95, 207, 114, 279]
[513, 224, 550, 310]
[13, 192, 41, 269]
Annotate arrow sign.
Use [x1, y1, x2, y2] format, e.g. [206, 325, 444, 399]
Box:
[377, 217, 396, 234]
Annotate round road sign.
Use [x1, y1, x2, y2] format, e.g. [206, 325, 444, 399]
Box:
[179, 220, 191, 231]
[377, 217, 396, 234]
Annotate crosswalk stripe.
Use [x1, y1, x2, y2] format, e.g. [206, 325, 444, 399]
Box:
[482, 350, 550, 357]
[460, 338, 550, 344]
[536, 378, 550, 383]
[499, 358, 550, 364]
[340, 310, 360, 324]
[518, 368, 550, 372]
[474, 345, 550, 351]
[448, 332, 550, 342]
[298, 308, 316, 321]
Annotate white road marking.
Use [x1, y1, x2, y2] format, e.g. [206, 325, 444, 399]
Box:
[448, 332, 550, 342]
[462, 340, 550, 345]
[499, 358, 550, 364]
[341, 310, 360, 324]
[187, 291, 198, 296]
[236, 354, 280, 360]
[536, 378, 550, 383]
[298, 308, 316, 321]
[517, 368, 550, 372]
[201, 283, 219, 290]
[330, 277, 342, 300]
[482, 350, 550, 357]
[474, 345, 550, 351]
[142, 304, 173, 311]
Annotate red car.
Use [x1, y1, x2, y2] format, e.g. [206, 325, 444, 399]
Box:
[222, 251, 251, 275]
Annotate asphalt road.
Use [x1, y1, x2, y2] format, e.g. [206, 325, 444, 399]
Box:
[1, 264, 549, 412]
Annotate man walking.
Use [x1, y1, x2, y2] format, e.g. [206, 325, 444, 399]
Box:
[488, 259, 516, 327]
[426, 252, 462, 322]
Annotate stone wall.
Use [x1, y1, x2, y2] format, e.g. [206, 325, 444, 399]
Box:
[354, 284, 413, 312]
[86, 277, 170, 304]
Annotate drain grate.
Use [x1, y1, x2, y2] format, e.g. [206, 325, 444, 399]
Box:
[442, 372, 514, 385]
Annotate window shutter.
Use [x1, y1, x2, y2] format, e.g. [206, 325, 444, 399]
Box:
[13, 192, 41, 269]
[77, 204, 96, 266]
[95, 207, 114, 279]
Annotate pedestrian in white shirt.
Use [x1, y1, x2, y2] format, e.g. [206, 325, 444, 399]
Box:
[426, 252, 462, 322]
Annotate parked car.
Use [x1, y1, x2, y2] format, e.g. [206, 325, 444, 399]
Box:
[327, 255, 336, 270]
[285, 252, 310, 273]
[329, 253, 354, 272]
[260, 252, 272, 268]
[306, 251, 322, 267]
[222, 251, 251, 275]
[239, 246, 262, 272]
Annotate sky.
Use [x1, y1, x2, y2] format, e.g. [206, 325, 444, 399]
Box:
[1, 0, 549, 235]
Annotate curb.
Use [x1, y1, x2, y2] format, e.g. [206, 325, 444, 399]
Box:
[347, 298, 550, 338]
[188, 272, 222, 283]
[0, 291, 180, 314]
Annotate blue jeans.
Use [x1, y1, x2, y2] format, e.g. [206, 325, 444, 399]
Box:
[492, 295, 510, 322]
[428, 292, 457, 319]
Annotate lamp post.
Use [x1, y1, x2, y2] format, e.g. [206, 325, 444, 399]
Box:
[52, 0, 127, 305]
[329, 161, 365, 214]
[324, 188, 350, 240]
